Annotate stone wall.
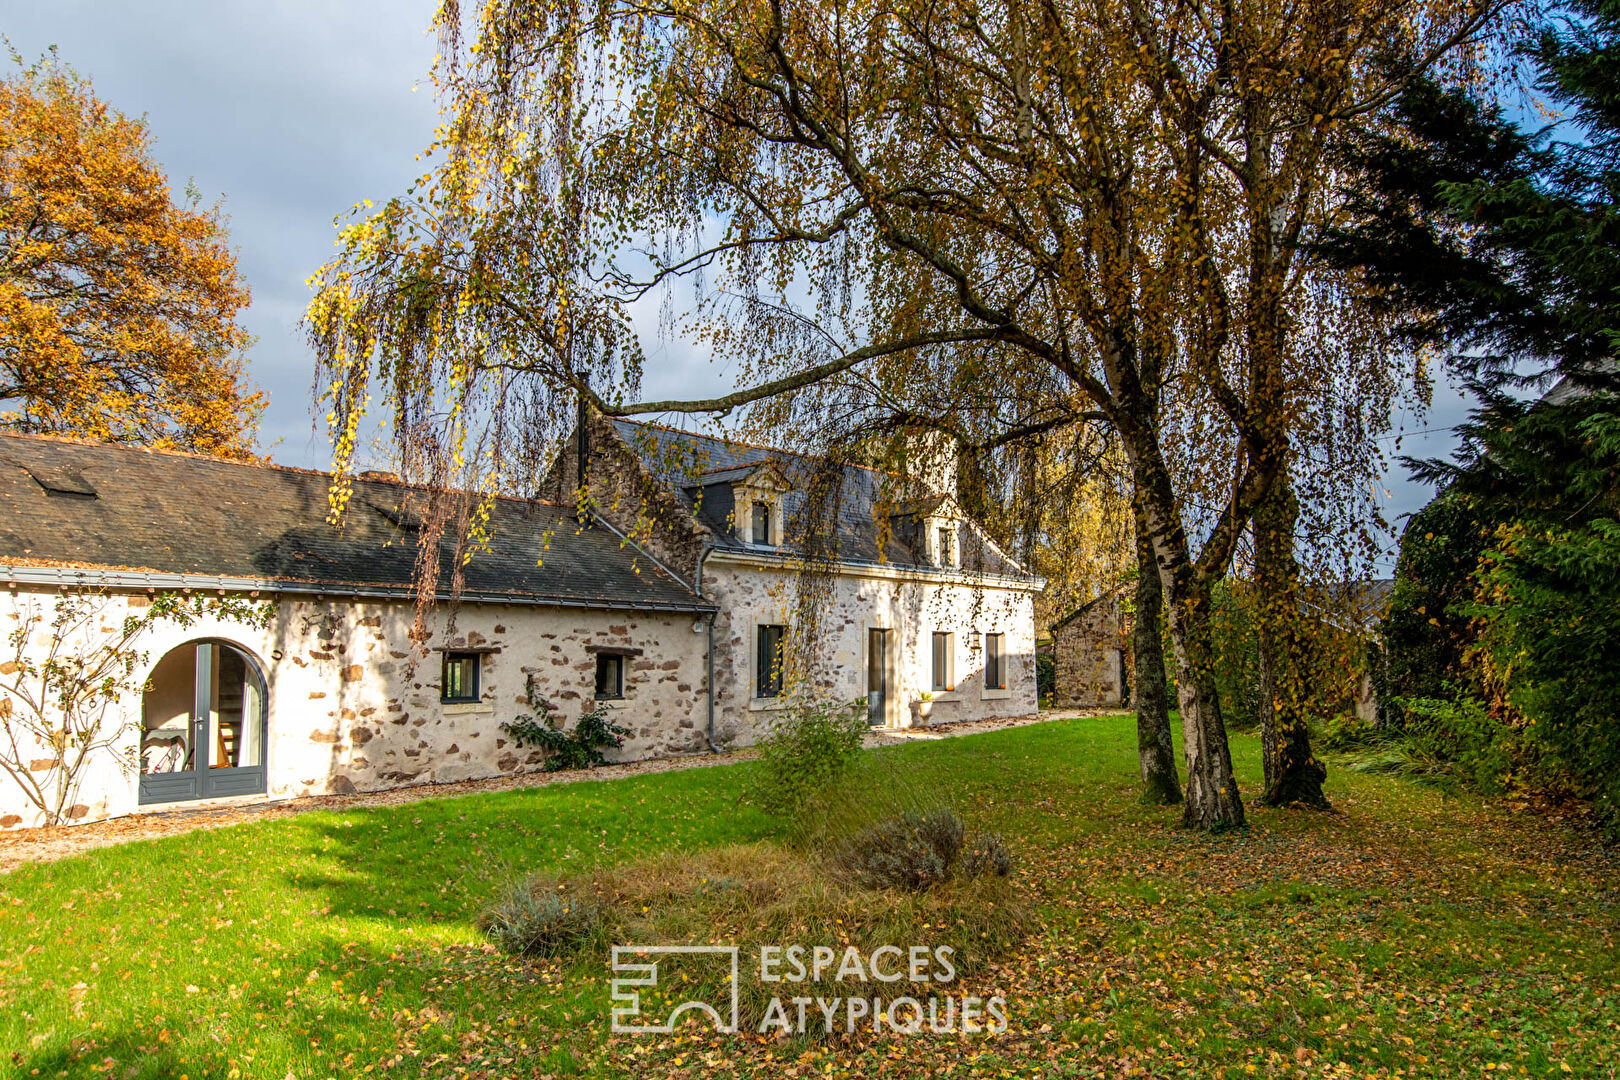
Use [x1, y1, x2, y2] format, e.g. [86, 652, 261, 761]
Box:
[0, 587, 708, 830]
[541, 411, 711, 583]
[701, 555, 1040, 744]
[1050, 595, 1127, 708]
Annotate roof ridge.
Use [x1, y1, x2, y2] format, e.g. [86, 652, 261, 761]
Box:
[613, 416, 893, 477]
[0, 431, 562, 511]
[613, 416, 786, 457]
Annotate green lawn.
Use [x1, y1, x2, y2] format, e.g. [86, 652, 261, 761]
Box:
[2, 716, 1616, 1078]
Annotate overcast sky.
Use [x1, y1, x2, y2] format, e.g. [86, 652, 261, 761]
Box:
[14, 1, 1470, 563]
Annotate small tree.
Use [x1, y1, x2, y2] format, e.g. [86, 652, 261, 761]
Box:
[0, 588, 272, 826]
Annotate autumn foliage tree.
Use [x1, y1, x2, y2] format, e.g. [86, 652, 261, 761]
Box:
[0, 49, 261, 457]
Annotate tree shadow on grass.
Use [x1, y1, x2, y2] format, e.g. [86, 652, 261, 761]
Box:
[13, 936, 608, 1080]
[276, 764, 780, 926]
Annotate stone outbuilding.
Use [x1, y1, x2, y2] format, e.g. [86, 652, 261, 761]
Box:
[0, 433, 714, 830]
[1048, 587, 1129, 708]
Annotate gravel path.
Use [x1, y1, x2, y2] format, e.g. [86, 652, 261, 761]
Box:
[0, 708, 1124, 871]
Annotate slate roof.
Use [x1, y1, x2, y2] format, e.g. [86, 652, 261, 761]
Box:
[1050, 583, 1129, 633]
[609, 418, 1030, 577]
[0, 433, 712, 612]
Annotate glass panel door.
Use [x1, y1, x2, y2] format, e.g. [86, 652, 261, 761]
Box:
[139, 644, 203, 801]
[141, 641, 268, 804]
[867, 628, 888, 727]
[211, 645, 264, 769]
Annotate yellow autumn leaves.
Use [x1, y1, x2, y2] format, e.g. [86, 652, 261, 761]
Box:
[0, 52, 262, 458]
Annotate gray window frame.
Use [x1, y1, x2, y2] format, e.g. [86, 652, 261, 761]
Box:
[984, 633, 1005, 690]
[441, 651, 481, 703]
[756, 624, 786, 698]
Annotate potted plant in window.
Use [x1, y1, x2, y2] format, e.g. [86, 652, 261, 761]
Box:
[911, 691, 935, 725]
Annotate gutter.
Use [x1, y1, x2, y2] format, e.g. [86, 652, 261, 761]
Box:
[705, 547, 1047, 592]
[0, 564, 717, 616]
[696, 542, 718, 753]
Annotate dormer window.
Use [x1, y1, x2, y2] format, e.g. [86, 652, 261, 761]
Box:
[752, 500, 773, 545]
[927, 516, 958, 568]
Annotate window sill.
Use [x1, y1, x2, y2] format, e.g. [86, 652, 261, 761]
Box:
[980, 688, 1012, 700]
[592, 698, 628, 710]
[926, 691, 961, 703]
[747, 697, 793, 712]
[441, 702, 494, 716]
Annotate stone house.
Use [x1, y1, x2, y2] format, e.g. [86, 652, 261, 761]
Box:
[0, 421, 1040, 831]
[1048, 588, 1129, 708]
[542, 416, 1043, 742]
[0, 434, 713, 830]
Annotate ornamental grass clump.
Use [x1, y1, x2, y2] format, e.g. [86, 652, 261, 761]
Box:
[480, 883, 605, 958]
[833, 809, 1014, 892]
[959, 832, 1015, 880]
[482, 842, 1031, 1037]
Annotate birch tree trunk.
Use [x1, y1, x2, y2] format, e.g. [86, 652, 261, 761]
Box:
[1130, 447, 1248, 831]
[1132, 498, 1182, 805]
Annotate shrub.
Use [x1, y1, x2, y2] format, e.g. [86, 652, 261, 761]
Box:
[1209, 578, 1261, 730]
[1035, 652, 1055, 703]
[1398, 694, 1520, 796]
[502, 678, 632, 771]
[481, 883, 605, 957]
[1320, 709, 1393, 753]
[836, 808, 965, 891]
[1376, 493, 1488, 727]
[834, 809, 1015, 891]
[959, 832, 1014, 880]
[1339, 692, 1533, 798]
[745, 699, 868, 818]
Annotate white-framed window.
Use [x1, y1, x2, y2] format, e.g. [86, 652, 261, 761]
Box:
[931, 632, 955, 691]
[926, 517, 959, 567]
[984, 633, 1005, 690]
[740, 489, 783, 548]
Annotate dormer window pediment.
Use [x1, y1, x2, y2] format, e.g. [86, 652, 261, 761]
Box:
[928, 515, 960, 568]
[724, 463, 788, 548]
[883, 493, 964, 568]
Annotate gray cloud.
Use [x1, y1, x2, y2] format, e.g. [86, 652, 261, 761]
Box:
[14, 2, 1461, 556]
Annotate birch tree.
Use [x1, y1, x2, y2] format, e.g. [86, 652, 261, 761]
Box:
[308, 0, 1507, 829]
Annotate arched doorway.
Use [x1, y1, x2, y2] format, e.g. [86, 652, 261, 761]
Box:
[139, 640, 268, 804]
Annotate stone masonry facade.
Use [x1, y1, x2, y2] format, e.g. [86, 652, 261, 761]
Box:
[1049, 592, 1127, 708]
[0, 587, 708, 830]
